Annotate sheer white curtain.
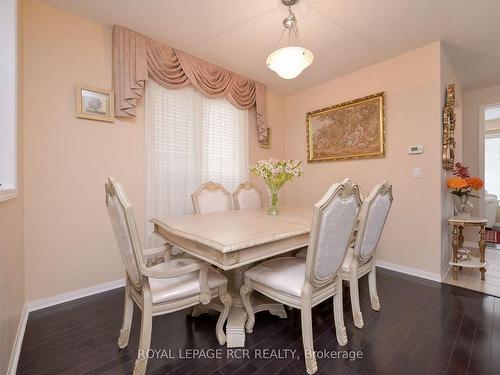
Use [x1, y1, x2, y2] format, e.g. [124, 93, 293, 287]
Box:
[145, 80, 249, 245]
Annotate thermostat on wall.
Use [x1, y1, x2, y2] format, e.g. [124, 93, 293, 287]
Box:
[408, 145, 424, 154]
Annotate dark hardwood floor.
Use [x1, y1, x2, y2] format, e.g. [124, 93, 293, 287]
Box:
[17, 268, 500, 375]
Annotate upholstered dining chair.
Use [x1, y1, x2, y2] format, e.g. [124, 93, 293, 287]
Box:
[240, 179, 362, 374]
[105, 178, 232, 375]
[192, 181, 232, 213]
[233, 181, 263, 210]
[340, 181, 393, 329]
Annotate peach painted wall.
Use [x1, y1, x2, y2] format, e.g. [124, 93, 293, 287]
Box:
[22, 0, 285, 301]
[0, 0, 25, 372]
[281, 43, 444, 276]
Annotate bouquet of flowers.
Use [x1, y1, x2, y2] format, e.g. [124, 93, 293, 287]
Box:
[447, 162, 483, 217]
[250, 158, 303, 215]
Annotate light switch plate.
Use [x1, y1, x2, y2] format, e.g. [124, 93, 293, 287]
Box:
[412, 167, 421, 177]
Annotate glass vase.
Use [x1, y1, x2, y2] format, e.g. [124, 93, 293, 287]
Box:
[267, 186, 280, 215]
[452, 194, 473, 219]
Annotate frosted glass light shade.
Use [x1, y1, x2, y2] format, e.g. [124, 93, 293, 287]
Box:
[266, 46, 314, 79]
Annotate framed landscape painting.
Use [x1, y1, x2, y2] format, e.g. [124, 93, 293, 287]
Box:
[306, 92, 385, 162]
[76, 85, 114, 122]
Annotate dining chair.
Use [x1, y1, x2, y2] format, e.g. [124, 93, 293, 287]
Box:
[105, 178, 232, 375]
[192, 181, 232, 213]
[233, 181, 263, 210]
[240, 179, 362, 374]
[340, 181, 393, 329]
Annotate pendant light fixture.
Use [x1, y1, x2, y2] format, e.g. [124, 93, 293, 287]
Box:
[266, 0, 313, 79]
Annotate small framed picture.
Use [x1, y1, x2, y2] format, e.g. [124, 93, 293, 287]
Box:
[76, 85, 114, 122]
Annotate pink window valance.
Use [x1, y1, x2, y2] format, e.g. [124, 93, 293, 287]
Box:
[112, 25, 269, 147]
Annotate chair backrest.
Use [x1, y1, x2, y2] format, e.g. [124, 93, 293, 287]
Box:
[233, 182, 263, 210]
[305, 179, 362, 286]
[105, 178, 144, 290]
[353, 181, 393, 263]
[192, 181, 232, 214]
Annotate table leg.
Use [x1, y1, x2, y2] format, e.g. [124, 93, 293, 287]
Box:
[458, 225, 464, 249]
[479, 225, 486, 281]
[223, 267, 287, 347]
[452, 224, 459, 280]
[458, 225, 464, 270]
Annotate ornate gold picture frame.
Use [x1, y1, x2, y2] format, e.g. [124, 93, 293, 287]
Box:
[306, 92, 385, 162]
[442, 84, 456, 171]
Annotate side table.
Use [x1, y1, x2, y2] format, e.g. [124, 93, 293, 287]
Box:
[448, 216, 488, 281]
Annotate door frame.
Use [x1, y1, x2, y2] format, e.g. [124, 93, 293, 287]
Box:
[478, 102, 500, 218]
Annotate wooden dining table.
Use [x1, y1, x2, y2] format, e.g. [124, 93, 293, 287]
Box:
[151, 206, 313, 347]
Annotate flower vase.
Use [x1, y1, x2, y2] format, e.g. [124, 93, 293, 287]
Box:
[267, 187, 280, 215]
[453, 194, 473, 219]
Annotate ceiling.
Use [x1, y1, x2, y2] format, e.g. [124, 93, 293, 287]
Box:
[41, 0, 500, 95]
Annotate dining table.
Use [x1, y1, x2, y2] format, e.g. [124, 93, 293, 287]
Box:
[151, 206, 313, 348]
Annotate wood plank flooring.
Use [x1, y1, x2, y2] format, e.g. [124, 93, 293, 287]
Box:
[17, 268, 500, 374]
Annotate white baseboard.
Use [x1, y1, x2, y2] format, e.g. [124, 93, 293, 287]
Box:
[376, 260, 442, 282]
[7, 304, 29, 375]
[26, 278, 125, 312]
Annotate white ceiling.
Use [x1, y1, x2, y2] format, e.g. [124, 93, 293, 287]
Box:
[41, 0, 500, 95]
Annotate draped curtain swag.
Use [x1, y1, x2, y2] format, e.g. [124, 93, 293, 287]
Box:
[112, 25, 269, 146]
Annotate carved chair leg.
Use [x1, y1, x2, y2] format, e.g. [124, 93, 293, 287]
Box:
[216, 292, 232, 345]
[240, 282, 255, 333]
[368, 266, 380, 311]
[349, 275, 364, 329]
[134, 297, 152, 375]
[333, 280, 348, 346]
[118, 285, 134, 349]
[300, 289, 317, 374]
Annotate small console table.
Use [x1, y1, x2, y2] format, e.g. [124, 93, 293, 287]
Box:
[448, 216, 488, 281]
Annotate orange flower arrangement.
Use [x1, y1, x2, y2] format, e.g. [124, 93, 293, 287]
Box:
[447, 177, 469, 190]
[466, 177, 484, 190]
[447, 162, 483, 197]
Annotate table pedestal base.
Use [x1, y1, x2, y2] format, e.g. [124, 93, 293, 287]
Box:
[190, 293, 287, 347]
[191, 266, 287, 347]
[226, 293, 287, 347]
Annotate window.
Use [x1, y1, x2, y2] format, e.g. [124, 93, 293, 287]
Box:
[485, 105, 500, 197]
[145, 80, 249, 245]
[0, 0, 17, 202]
[485, 133, 500, 197]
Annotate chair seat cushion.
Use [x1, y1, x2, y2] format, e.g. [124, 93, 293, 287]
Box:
[245, 257, 306, 297]
[148, 258, 227, 304]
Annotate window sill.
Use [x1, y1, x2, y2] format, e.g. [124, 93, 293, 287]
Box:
[0, 187, 17, 203]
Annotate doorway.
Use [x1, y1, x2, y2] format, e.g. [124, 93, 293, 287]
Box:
[479, 104, 500, 249]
